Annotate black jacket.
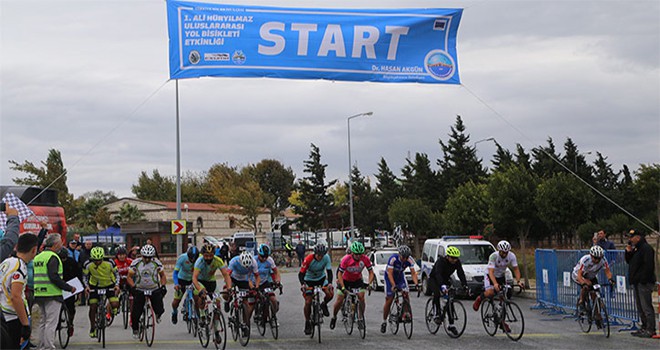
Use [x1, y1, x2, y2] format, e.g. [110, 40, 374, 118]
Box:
[625, 237, 656, 285]
[429, 256, 467, 287]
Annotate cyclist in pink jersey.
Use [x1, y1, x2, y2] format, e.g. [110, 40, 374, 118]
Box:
[329, 241, 374, 330]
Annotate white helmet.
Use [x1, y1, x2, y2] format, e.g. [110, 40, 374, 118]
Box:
[497, 240, 511, 252]
[239, 251, 253, 268]
[140, 244, 156, 258]
[590, 245, 604, 258]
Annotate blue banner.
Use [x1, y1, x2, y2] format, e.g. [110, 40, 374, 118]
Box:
[167, 1, 462, 84]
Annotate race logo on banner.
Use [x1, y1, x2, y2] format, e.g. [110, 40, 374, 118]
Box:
[0, 193, 35, 231]
[167, 1, 462, 84]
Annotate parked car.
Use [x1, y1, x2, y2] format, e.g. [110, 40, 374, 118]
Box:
[364, 248, 421, 291]
[419, 236, 513, 298]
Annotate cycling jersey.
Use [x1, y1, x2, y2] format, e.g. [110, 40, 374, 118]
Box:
[251, 255, 277, 285]
[386, 253, 415, 284]
[572, 255, 609, 281]
[300, 253, 332, 282]
[174, 253, 196, 282]
[486, 251, 518, 278]
[193, 256, 227, 282]
[83, 259, 118, 288]
[227, 256, 258, 282]
[0, 257, 28, 321]
[130, 258, 163, 291]
[114, 257, 133, 278]
[338, 254, 372, 282]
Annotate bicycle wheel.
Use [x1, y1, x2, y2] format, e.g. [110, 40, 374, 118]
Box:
[443, 300, 466, 338]
[58, 305, 71, 348]
[597, 299, 610, 338]
[198, 308, 211, 348]
[139, 309, 146, 342]
[503, 301, 524, 341]
[388, 300, 400, 335]
[255, 302, 266, 336]
[425, 298, 440, 334]
[122, 293, 130, 330]
[357, 303, 366, 340]
[212, 309, 227, 350]
[185, 299, 192, 334]
[309, 304, 316, 339]
[269, 301, 279, 339]
[480, 299, 498, 336]
[315, 302, 322, 343]
[144, 302, 156, 347]
[106, 301, 115, 327]
[343, 300, 354, 335]
[229, 305, 239, 341]
[237, 304, 250, 346]
[402, 300, 413, 339]
[576, 301, 591, 333]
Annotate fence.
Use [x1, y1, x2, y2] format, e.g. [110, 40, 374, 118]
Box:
[534, 249, 639, 330]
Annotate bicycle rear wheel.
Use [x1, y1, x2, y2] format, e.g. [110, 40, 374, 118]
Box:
[357, 305, 366, 339]
[597, 299, 610, 338]
[237, 304, 250, 346]
[212, 309, 227, 350]
[402, 300, 413, 339]
[480, 299, 498, 336]
[255, 302, 266, 336]
[229, 306, 239, 341]
[269, 301, 279, 339]
[388, 301, 400, 335]
[576, 301, 591, 333]
[425, 298, 440, 334]
[144, 302, 156, 347]
[316, 304, 322, 343]
[443, 300, 466, 338]
[122, 293, 130, 330]
[198, 308, 211, 348]
[503, 301, 524, 341]
[57, 305, 71, 348]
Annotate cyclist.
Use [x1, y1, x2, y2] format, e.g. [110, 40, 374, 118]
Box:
[83, 246, 120, 338]
[472, 241, 524, 331]
[192, 244, 231, 317]
[380, 245, 419, 333]
[299, 243, 334, 335]
[227, 251, 260, 334]
[171, 245, 200, 324]
[572, 245, 614, 325]
[251, 244, 281, 314]
[127, 244, 167, 339]
[427, 246, 468, 335]
[114, 246, 133, 292]
[330, 241, 374, 331]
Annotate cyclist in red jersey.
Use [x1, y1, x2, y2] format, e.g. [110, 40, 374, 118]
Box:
[114, 247, 133, 291]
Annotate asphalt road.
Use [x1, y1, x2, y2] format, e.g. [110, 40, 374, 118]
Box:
[50, 269, 654, 350]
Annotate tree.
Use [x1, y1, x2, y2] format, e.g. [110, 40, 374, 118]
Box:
[531, 137, 563, 179]
[181, 171, 217, 203]
[114, 203, 145, 224]
[9, 149, 75, 221]
[401, 152, 443, 210]
[514, 144, 531, 170]
[388, 198, 432, 256]
[561, 137, 593, 179]
[492, 142, 514, 172]
[292, 144, 336, 231]
[437, 115, 487, 191]
[349, 165, 379, 238]
[591, 152, 620, 222]
[131, 170, 176, 201]
[633, 164, 660, 230]
[442, 181, 489, 235]
[248, 159, 295, 220]
[73, 190, 118, 233]
[374, 157, 401, 230]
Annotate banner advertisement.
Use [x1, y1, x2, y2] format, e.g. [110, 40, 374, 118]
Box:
[167, 1, 462, 84]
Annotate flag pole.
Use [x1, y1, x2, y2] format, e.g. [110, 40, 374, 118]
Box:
[175, 79, 182, 257]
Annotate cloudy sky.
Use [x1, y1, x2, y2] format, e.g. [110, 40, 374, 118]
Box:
[1, 0, 658, 199]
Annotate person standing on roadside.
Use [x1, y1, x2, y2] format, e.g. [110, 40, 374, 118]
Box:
[625, 229, 656, 338]
[58, 247, 82, 337]
[295, 241, 306, 268]
[593, 230, 616, 250]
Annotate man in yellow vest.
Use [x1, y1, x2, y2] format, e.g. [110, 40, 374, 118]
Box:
[33, 233, 76, 350]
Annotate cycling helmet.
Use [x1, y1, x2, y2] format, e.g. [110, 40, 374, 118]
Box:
[314, 243, 328, 255]
[115, 247, 127, 256]
[257, 244, 271, 257]
[397, 245, 412, 259]
[446, 246, 461, 258]
[90, 247, 105, 260]
[590, 245, 604, 258]
[239, 251, 253, 268]
[497, 240, 511, 252]
[200, 243, 214, 254]
[350, 241, 365, 255]
[140, 244, 156, 258]
[187, 246, 200, 262]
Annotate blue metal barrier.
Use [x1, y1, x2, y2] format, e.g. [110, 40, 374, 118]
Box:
[534, 249, 639, 330]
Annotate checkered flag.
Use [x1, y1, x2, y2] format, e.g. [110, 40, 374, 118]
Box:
[392, 225, 403, 247]
[0, 192, 35, 231]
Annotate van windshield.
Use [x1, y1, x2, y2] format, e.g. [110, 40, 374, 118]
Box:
[453, 245, 495, 264]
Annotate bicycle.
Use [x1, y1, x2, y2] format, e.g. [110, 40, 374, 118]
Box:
[57, 302, 72, 348]
[388, 287, 414, 339]
[424, 286, 467, 338]
[118, 285, 132, 330]
[227, 287, 251, 347]
[340, 287, 369, 339]
[94, 287, 111, 348]
[480, 284, 525, 341]
[254, 283, 282, 339]
[137, 289, 156, 347]
[576, 283, 611, 338]
[306, 285, 324, 343]
[182, 285, 199, 336]
[198, 291, 228, 349]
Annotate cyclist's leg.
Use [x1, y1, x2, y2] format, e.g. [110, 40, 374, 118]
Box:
[302, 285, 313, 320]
[331, 286, 345, 319]
[152, 288, 166, 320]
[131, 290, 145, 333]
[383, 277, 395, 323]
[88, 289, 99, 333]
[108, 289, 119, 315]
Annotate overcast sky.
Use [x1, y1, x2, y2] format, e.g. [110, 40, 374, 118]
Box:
[1, 0, 658, 199]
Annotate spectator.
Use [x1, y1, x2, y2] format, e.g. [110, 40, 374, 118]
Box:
[33, 233, 76, 349]
[25, 221, 49, 310]
[229, 242, 239, 259]
[0, 233, 39, 349]
[0, 205, 20, 261]
[295, 241, 306, 267]
[58, 247, 82, 337]
[66, 240, 80, 262]
[128, 246, 139, 260]
[624, 229, 656, 338]
[219, 242, 229, 262]
[78, 240, 93, 306]
[72, 234, 81, 250]
[593, 230, 616, 250]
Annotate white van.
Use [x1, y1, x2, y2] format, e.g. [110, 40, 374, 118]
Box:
[232, 232, 256, 251]
[419, 236, 513, 297]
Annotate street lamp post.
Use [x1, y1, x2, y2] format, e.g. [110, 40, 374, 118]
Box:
[347, 111, 373, 240]
[473, 137, 495, 148]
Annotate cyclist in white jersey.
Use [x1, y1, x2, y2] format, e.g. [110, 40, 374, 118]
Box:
[572, 245, 614, 307]
[473, 240, 524, 312]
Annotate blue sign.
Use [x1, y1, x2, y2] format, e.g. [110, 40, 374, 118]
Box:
[167, 1, 462, 84]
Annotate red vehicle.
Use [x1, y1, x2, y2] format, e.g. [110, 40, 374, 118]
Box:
[1, 186, 67, 241]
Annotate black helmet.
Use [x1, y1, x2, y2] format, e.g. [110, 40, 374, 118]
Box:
[187, 246, 200, 262]
[116, 247, 127, 256]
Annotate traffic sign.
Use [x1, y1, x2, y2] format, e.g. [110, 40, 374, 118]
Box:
[171, 220, 187, 235]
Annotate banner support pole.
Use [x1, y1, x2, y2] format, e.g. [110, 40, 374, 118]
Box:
[176, 79, 182, 257]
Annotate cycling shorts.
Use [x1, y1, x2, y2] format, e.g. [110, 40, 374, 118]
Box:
[174, 279, 193, 299]
[89, 285, 118, 304]
[338, 280, 366, 295]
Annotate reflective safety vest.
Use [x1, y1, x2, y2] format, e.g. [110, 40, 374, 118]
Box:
[33, 250, 63, 297]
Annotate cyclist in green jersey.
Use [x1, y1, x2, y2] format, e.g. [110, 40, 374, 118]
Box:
[192, 244, 232, 310]
[83, 246, 119, 338]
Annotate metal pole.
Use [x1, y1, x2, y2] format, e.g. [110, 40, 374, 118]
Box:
[176, 80, 182, 257]
[347, 112, 373, 241]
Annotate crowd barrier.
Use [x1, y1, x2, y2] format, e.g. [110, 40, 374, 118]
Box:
[534, 249, 639, 331]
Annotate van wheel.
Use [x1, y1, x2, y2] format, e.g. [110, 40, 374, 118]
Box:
[422, 276, 431, 296]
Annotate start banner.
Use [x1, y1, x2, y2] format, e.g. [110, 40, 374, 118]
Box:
[166, 1, 462, 84]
